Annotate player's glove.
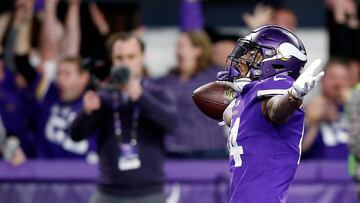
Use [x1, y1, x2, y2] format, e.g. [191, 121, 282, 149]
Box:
[216, 78, 251, 93]
[289, 59, 324, 99]
[232, 78, 252, 92]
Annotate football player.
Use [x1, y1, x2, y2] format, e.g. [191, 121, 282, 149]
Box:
[220, 25, 324, 203]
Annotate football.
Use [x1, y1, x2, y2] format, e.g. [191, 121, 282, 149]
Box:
[192, 81, 237, 121]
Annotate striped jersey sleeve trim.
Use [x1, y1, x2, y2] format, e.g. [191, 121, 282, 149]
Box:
[257, 89, 288, 98]
[35, 77, 51, 100]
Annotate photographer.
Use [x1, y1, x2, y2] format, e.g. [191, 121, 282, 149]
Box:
[70, 32, 178, 203]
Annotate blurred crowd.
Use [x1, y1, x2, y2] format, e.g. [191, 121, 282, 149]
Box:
[0, 0, 358, 173]
[0, 0, 359, 202]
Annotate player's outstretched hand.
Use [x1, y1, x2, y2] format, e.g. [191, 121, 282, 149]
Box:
[290, 59, 324, 99]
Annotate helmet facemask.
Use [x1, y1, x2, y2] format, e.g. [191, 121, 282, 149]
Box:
[217, 39, 268, 82]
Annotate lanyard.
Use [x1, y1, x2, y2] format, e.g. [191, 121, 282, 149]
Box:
[111, 92, 140, 146]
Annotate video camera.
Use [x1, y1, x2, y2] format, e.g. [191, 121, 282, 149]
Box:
[83, 58, 130, 91]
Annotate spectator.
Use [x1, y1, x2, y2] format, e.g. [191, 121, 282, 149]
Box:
[11, 54, 96, 160]
[243, 3, 298, 32]
[37, 0, 81, 79]
[347, 80, 360, 200]
[205, 28, 239, 68]
[326, 0, 360, 61]
[5, 0, 98, 160]
[325, 0, 359, 29]
[35, 56, 96, 159]
[349, 60, 360, 87]
[272, 7, 297, 32]
[175, 1, 230, 158]
[302, 59, 351, 159]
[0, 2, 35, 159]
[89, 3, 110, 37]
[212, 37, 237, 68]
[156, 31, 227, 158]
[70, 32, 178, 203]
[179, 0, 241, 68]
[0, 115, 25, 166]
[0, 57, 34, 159]
[179, 0, 204, 32]
[0, 12, 10, 55]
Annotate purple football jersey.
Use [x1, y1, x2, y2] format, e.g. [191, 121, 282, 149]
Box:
[32, 76, 97, 159]
[228, 75, 305, 203]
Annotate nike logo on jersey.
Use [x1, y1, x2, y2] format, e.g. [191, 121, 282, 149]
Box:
[273, 75, 287, 81]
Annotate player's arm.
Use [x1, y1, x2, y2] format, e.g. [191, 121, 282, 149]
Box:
[223, 99, 236, 127]
[262, 92, 302, 124]
[223, 107, 232, 127]
[263, 59, 324, 125]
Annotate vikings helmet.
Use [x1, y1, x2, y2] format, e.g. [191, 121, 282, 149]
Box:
[217, 25, 307, 81]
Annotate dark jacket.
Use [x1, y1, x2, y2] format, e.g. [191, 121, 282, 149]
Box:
[70, 79, 178, 197]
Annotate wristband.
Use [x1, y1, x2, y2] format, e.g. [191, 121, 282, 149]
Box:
[287, 89, 302, 103]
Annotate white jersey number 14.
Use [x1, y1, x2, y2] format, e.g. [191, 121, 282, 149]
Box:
[229, 117, 244, 167]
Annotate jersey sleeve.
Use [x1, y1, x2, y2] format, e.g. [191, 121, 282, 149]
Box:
[30, 60, 58, 101]
[26, 73, 57, 102]
[256, 75, 294, 99]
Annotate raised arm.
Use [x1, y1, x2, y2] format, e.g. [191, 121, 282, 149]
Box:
[13, 0, 34, 56]
[2, 0, 40, 87]
[62, 0, 81, 57]
[40, 0, 63, 62]
[89, 2, 109, 36]
[4, 0, 34, 73]
[179, 0, 204, 31]
[264, 59, 324, 124]
[0, 13, 11, 55]
[262, 91, 302, 125]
